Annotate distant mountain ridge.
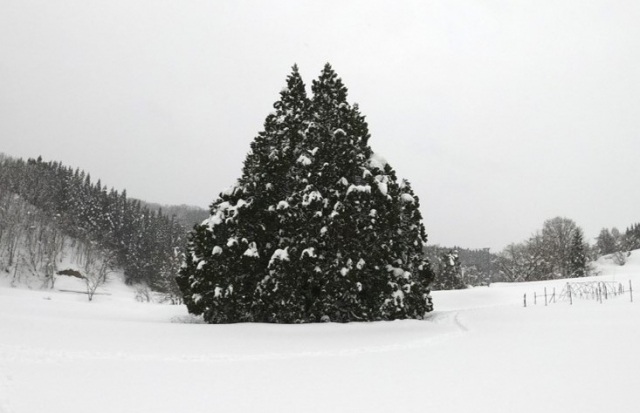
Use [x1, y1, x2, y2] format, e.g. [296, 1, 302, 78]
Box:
[135, 200, 209, 229]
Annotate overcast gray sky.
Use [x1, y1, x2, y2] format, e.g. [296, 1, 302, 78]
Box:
[1, 0, 639, 251]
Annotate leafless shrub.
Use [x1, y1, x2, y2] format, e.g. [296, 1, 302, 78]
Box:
[613, 250, 629, 266]
[81, 243, 116, 301]
[134, 283, 152, 302]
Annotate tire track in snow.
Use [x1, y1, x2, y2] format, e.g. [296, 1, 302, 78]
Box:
[425, 310, 470, 333]
[0, 328, 466, 365]
[0, 312, 472, 366]
[453, 312, 469, 332]
[0, 365, 13, 413]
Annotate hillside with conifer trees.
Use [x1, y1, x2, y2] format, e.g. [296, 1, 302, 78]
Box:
[178, 64, 435, 323]
[0, 154, 197, 298]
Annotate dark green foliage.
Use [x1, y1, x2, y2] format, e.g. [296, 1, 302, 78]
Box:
[592, 224, 639, 261]
[623, 223, 640, 251]
[434, 250, 465, 290]
[424, 245, 496, 286]
[569, 228, 587, 277]
[595, 228, 617, 256]
[0, 154, 185, 292]
[178, 64, 435, 323]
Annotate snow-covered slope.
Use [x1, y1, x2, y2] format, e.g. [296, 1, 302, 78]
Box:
[1, 252, 639, 413]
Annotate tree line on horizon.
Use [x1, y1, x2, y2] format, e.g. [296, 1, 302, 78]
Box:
[594, 224, 640, 265]
[430, 217, 640, 290]
[2, 80, 639, 315]
[2, 151, 638, 301]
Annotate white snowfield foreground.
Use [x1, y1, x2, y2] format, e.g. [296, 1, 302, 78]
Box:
[1, 253, 639, 413]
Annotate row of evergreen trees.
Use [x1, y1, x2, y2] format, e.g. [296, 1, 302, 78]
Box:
[626, 224, 640, 251]
[178, 64, 435, 323]
[594, 223, 640, 266]
[0, 155, 185, 293]
[595, 224, 640, 256]
[424, 246, 496, 289]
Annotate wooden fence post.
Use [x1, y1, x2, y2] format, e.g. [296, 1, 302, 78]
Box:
[631, 280, 634, 303]
[524, 293, 527, 308]
[544, 287, 548, 306]
[598, 284, 603, 304]
[534, 292, 537, 305]
[568, 283, 572, 305]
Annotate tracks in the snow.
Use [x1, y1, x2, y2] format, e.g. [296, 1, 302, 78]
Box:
[0, 312, 472, 366]
[425, 309, 470, 333]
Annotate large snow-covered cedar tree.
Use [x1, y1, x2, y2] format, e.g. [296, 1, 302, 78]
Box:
[177, 64, 435, 323]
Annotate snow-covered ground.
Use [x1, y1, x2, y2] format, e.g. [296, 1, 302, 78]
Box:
[1, 253, 639, 413]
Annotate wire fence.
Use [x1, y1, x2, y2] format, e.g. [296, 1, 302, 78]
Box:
[523, 280, 633, 307]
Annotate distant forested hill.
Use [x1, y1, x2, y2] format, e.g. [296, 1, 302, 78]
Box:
[424, 245, 497, 289]
[136, 201, 208, 230]
[0, 153, 204, 298]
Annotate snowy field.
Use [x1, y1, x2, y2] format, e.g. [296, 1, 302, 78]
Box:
[1, 253, 639, 413]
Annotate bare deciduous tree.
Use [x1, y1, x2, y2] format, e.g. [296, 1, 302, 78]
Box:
[496, 234, 551, 282]
[497, 217, 589, 281]
[541, 217, 578, 278]
[81, 242, 116, 301]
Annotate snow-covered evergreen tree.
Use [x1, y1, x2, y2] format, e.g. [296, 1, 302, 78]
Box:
[178, 64, 435, 323]
[623, 223, 640, 251]
[434, 250, 464, 290]
[569, 228, 587, 277]
[595, 228, 617, 256]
